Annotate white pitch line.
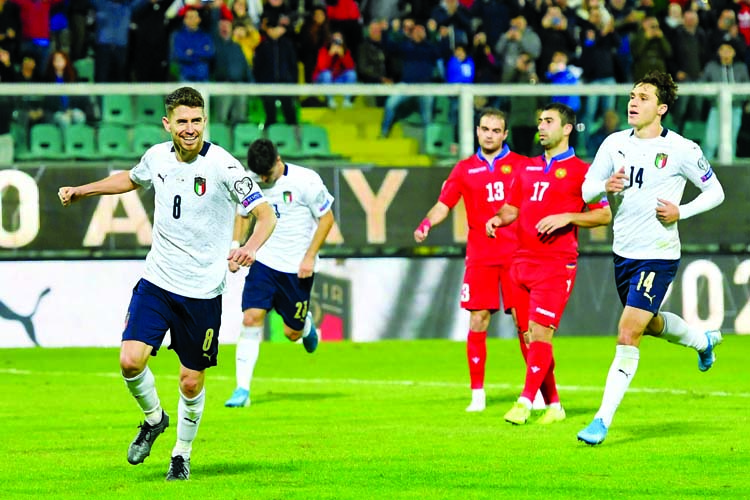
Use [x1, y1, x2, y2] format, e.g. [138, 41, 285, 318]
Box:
[2, 368, 748, 399]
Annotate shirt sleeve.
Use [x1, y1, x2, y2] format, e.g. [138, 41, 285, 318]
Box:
[305, 171, 334, 218]
[437, 164, 462, 208]
[582, 136, 616, 203]
[129, 151, 153, 190]
[226, 158, 266, 212]
[678, 148, 725, 220]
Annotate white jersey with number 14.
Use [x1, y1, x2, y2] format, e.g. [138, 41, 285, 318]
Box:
[585, 128, 720, 260]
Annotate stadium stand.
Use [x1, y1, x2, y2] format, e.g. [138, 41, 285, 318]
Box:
[101, 95, 134, 125]
[232, 122, 263, 159]
[27, 123, 65, 161]
[97, 123, 134, 160]
[64, 123, 99, 160]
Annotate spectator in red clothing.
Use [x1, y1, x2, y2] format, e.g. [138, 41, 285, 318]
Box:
[327, 0, 362, 59]
[313, 30, 357, 108]
[10, 0, 64, 69]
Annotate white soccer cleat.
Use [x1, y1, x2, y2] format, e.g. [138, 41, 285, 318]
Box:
[466, 389, 486, 412]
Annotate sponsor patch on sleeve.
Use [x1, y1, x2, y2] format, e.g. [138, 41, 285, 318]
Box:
[241, 192, 263, 207]
[318, 199, 331, 213]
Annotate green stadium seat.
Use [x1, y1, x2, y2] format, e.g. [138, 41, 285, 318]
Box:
[424, 123, 456, 157]
[207, 123, 232, 152]
[28, 123, 65, 160]
[64, 123, 98, 160]
[433, 96, 452, 124]
[266, 123, 300, 158]
[132, 124, 169, 152]
[300, 124, 340, 159]
[232, 122, 263, 158]
[97, 123, 134, 159]
[102, 94, 134, 125]
[73, 57, 94, 82]
[134, 95, 164, 123]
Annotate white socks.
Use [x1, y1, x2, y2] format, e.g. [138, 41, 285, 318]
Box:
[123, 367, 162, 426]
[235, 325, 262, 391]
[466, 388, 486, 412]
[658, 312, 709, 352]
[595, 344, 640, 428]
[173, 388, 205, 460]
[302, 314, 313, 338]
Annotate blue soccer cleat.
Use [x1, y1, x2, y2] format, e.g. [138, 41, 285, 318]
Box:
[224, 387, 250, 408]
[302, 311, 318, 353]
[577, 418, 608, 446]
[698, 330, 722, 372]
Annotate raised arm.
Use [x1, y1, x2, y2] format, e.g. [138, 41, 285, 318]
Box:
[58, 170, 139, 206]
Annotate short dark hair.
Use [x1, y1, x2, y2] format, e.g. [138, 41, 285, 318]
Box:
[543, 102, 576, 127]
[164, 87, 205, 116]
[634, 70, 678, 114]
[247, 138, 278, 176]
[478, 107, 508, 125]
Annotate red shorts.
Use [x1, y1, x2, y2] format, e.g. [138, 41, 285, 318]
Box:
[460, 263, 515, 313]
[511, 259, 577, 331]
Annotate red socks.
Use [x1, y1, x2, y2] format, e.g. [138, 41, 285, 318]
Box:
[521, 341, 554, 402]
[467, 331, 487, 389]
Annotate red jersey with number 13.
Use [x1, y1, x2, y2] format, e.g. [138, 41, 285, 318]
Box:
[439, 145, 523, 266]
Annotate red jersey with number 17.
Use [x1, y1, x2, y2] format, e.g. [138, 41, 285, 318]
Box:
[507, 148, 608, 261]
[438, 145, 523, 266]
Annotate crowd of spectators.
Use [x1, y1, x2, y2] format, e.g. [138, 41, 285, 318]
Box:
[1, 0, 749, 157]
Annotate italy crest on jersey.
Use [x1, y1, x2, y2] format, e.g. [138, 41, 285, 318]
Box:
[194, 176, 206, 196]
[283, 191, 293, 204]
[654, 153, 668, 169]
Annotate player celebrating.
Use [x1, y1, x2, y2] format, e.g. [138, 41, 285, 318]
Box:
[577, 71, 725, 445]
[58, 87, 276, 480]
[414, 108, 547, 413]
[486, 102, 612, 425]
[225, 138, 335, 408]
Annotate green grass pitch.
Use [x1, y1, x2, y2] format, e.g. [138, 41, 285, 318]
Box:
[1, 335, 748, 499]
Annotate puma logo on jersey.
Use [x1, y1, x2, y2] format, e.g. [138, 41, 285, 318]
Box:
[158, 173, 166, 183]
[617, 368, 630, 379]
[203, 353, 212, 361]
[643, 292, 655, 305]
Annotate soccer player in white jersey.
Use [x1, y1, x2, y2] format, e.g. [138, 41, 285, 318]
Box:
[225, 138, 335, 408]
[576, 71, 725, 445]
[57, 87, 277, 479]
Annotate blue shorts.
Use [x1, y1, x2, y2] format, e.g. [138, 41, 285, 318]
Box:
[241, 261, 314, 331]
[613, 255, 679, 314]
[122, 278, 222, 371]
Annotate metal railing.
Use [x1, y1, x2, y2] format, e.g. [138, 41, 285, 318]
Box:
[2, 81, 749, 164]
